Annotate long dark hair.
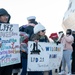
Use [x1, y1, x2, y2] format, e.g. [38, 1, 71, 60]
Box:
[66, 29, 72, 35]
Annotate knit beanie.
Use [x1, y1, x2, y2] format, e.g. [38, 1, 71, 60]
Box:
[49, 33, 58, 39]
[34, 23, 46, 34]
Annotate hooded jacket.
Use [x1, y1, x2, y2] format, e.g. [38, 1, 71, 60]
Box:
[0, 8, 11, 23]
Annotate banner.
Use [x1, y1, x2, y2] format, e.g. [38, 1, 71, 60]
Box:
[27, 41, 63, 71]
[0, 23, 20, 67]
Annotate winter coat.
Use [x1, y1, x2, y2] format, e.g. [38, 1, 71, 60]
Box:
[61, 35, 74, 50]
[30, 33, 49, 42]
[24, 25, 34, 40]
[72, 33, 75, 52]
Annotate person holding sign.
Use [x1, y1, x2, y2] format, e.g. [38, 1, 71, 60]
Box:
[59, 29, 74, 75]
[56, 31, 64, 73]
[0, 8, 13, 75]
[50, 31, 64, 73]
[29, 23, 52, 75]
[49, 33, 58, 44]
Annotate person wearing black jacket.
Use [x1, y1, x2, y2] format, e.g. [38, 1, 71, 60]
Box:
[19, 16, 38, 40]
[71, 30, 75, 74]
[0, 8, 13, 75]
[19, 16, 38, 75]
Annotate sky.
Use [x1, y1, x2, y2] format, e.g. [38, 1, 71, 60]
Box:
[0, 0, 69, 36]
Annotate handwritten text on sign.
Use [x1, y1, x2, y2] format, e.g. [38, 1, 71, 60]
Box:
[0, 23, 20, 67]
[27, 41, 63, 71]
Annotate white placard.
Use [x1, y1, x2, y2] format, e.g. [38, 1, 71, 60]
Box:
[0, 23, 20, 67]
[27, 41, 63, 71]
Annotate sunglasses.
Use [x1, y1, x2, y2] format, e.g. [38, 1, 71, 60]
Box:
[41, 30, 45, 32]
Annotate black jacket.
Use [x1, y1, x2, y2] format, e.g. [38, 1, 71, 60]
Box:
[24, 25, 34, 40]
[72, 34, 75, 52]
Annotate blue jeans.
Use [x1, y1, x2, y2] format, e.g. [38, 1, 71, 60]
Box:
[49, 70, 52, 75]
[21, 57, 27, 75]
[62, 50, 72, 73]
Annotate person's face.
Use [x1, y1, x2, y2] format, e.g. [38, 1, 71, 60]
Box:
[66, 30, 71, 35]
[39, 30, 46, 36]
[0, 15, 9, 23]
[28, 20, 31, 23]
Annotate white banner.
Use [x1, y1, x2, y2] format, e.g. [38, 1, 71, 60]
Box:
[0, 23, 20, 67]
[27, 41, 63, 71]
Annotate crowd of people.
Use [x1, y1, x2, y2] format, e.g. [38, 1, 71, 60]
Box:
[0, 8, 75, 75]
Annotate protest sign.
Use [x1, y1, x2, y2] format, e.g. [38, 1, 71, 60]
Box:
[0, 23, 20, 67]
[27, 41, 63, 71]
